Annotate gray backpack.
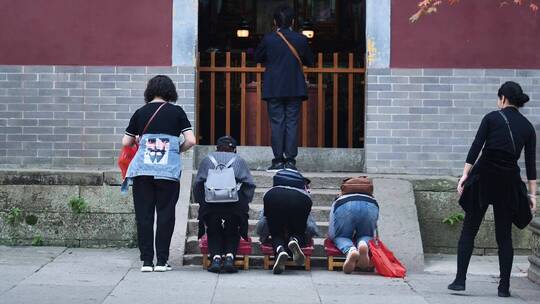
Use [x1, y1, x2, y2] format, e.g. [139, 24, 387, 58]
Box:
[204, 155, 240, 203]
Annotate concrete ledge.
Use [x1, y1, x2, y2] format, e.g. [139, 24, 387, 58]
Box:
[374, 178, 424, 272]
[0, 169, 104, 186]
[529, 218, 540, 284]
[194, 145, 365, 172]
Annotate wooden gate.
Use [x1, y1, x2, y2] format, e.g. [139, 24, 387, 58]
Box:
[196, 51, 365, 148]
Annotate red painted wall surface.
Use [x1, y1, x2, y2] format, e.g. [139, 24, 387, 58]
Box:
[391, 0, 540, 69]
[0, 0, 172, 66]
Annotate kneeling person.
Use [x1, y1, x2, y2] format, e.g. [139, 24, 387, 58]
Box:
[193, 136, 256, 273]
[328, 178, 379, 274]
[260, 169, 318, 274]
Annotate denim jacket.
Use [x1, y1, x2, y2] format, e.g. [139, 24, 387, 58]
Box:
[121, 133, 183, 192]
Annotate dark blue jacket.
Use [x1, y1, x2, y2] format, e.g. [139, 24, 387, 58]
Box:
[255, 28, 314, 101]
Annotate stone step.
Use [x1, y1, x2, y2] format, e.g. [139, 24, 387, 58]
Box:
[193, 145, 365, 172]
[192, 170, 360, 190]
[190, 188, 340, 207]
[188, 204, 331, 222]
[186, 219, 329, 238]
[184, 235, 327, 257]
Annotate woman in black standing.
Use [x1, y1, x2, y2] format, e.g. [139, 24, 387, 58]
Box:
[122, 75, 196, 272]
[449, 81, 537, 297]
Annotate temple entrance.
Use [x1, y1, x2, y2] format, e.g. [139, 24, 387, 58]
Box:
[196, 0, 366, 148]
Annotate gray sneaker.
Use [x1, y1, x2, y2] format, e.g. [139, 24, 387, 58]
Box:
[288, 238, 305, 266]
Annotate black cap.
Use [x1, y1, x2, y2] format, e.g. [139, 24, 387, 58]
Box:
[216, 136, 237, 149]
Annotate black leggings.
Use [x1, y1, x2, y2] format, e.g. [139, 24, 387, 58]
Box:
[264, 189, 312, 254]
[456, 202, 513, 287]
[205, 213, 241, 258]
[132, 176, 179, 263]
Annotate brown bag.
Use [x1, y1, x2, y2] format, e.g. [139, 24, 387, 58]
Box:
[341, 177, 373, 196]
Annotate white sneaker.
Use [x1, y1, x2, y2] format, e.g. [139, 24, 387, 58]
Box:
[141, 262, 154, 272]
[154, 262, 172, 272]
[288, 238, 305, 266]
[273, 248, 289, 275]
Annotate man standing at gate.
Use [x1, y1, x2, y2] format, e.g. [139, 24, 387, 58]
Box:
[255, 5, 314, 172]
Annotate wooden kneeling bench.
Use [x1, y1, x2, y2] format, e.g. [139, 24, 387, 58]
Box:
[260, 241, 314, 271]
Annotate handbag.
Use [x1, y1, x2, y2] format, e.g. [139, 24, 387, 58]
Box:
[341, 177, 374, 196]
[368, 230, 407, 278]
[498, 110, 533, 229]
[118, 102, 167, 181]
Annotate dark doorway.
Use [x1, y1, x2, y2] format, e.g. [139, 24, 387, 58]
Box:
[197, 0, 366, 148]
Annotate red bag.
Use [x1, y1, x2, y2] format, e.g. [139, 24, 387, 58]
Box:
[117, 102, 167, 181]
[118, 144, 138, 180]
[368, 238, 407, 278]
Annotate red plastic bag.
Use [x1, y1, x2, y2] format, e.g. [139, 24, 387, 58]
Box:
[118, 144, 138, 181]
[368, 238, 406, 278]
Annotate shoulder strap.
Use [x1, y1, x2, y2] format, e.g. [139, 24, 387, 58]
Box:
[208, 155, 219, 168]
[142, 102, 167, 135]
[225, 157, 236, 168]
[276, 31, 303, 67]
[498, 110, 516, 154]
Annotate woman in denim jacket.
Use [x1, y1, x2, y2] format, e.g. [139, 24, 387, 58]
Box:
[122, 75, 196, 272]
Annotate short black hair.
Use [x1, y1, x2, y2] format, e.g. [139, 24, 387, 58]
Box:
[498, 81, 530, 108]
[273, 5, 295, 28]
[216, 136, 237, 153]
[144, 75, 178, 103]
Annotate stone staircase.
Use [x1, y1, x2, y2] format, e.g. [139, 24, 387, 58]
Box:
[182, 171, 349, 267]
[182, 146, 424, 271]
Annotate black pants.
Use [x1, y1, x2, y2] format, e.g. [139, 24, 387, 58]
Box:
[132, 176, 179, 263]
[456, 202, 513, 287]
[264, 190, 312, 254]
[205, 213, 241, 258]
[266, 97, 302, 163]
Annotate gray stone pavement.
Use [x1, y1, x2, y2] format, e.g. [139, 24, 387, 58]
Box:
[1, 246, 539, 304]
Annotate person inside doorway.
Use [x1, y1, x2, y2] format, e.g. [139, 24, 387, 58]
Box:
[255, 5, 314, 172]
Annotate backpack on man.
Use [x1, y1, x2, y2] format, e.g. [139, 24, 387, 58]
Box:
[204, 155, 240, 203]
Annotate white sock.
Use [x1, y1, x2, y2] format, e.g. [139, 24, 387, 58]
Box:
[226, 253, 234, 258]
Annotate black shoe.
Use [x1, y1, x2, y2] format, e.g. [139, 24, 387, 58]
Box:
[155, 261, 172, 272]
[208, 256, 222, 273]
[223, 255, 238, 273]
[287, 237, 305, 266]
[272, 246, 289, 275]
[284, 160, 297, 171]
[267, 161, 285, 172]
[141, 260, 154, 272]
[498, 281, 511, 297]
[447, 280, 465, 291]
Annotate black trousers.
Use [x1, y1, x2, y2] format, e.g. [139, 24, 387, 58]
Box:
[264, 192, 312, 254]
[266, 97, 302, 163]
[205, 213, 241, 258]
[132, 176, 179, 263]
[456, 202, 513, 287]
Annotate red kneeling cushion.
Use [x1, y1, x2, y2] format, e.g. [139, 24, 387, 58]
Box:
[199, 234, 252, 255]
[324, 238, 344, 257]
